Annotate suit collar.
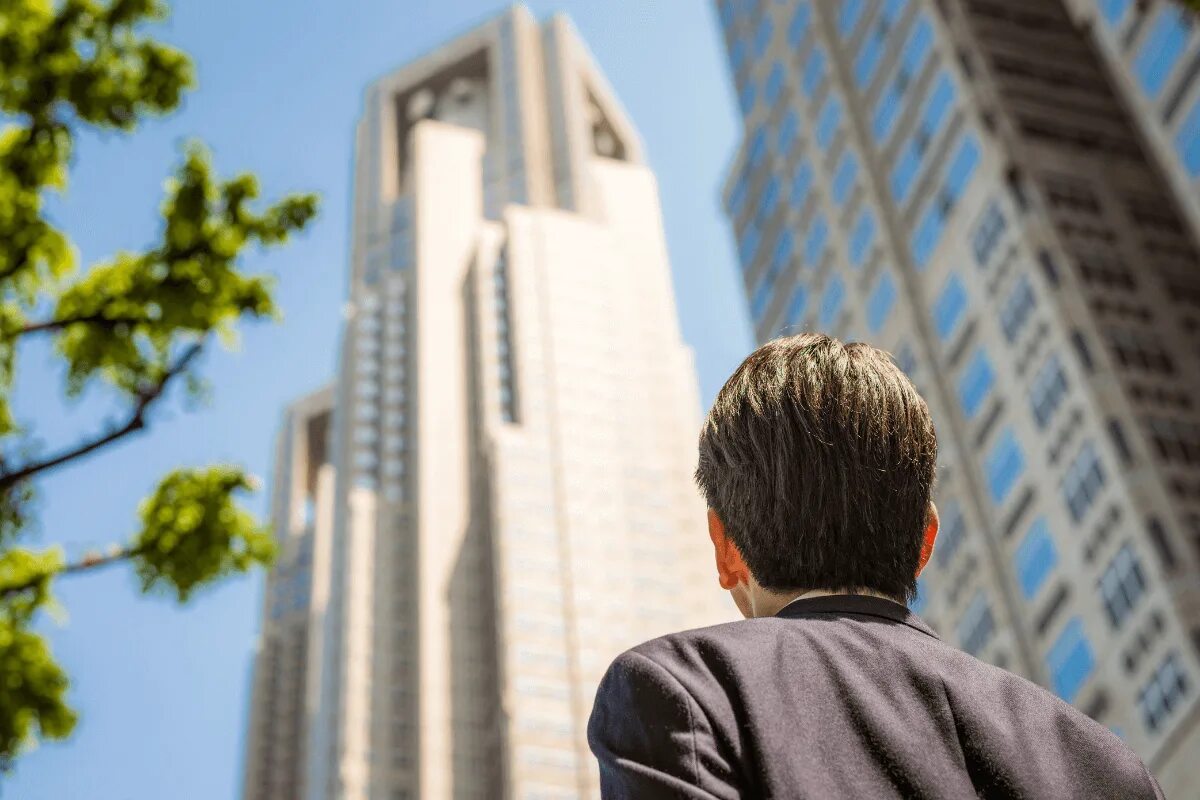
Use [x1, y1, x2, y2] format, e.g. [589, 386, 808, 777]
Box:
[774, 593, 940, 640]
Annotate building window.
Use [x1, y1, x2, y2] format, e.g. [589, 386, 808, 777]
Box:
[874, 14, 934, 143]
[1147, 417, 1200, 466]
[1063, 441, 1106, 523]
[739, 79, 757, 116]
[958, 349, 996, 420]
[985, 427, 1025, 505]
[778, 110, 800, 154]
[911, 201, 945, 269]
[839, 0, 866, 36]
[764, 62, 785, 107]
[934, 500, 966, 569]
[999, 275, 1036, 342]
[787, 1, 812, 47]
[931, 274, 967, 342]
[729, 172, 749, 218]
[944, 134, 982, 202]
[803, 47, 827, 98]
[748, 127, 768, 168]
[1108, 328, 1175, 374]
[1132, 7, 1190, 99]
[867, 271, 897, 334]
[958, 591, 995, 657]
[816, 96, 842, 151]
[1176, 97, 1200, 177]
[892, 72, 957, 203]
[791, 160, 814, 209]
[1030, 354, 1069, 429]
[819, 275, 846, 330]
[848, 209, 877, 268]
[786, 284, 808, 326]
[805, 213, 829, 267]
[971, 201, 1007, 267]
[1147, 517, 1178, 572]
[1138, 653, 1190, 734]
[753, 17, 773, 58]
[738, 221, 761, 271]
[832, 151, 859, 207]
[1015, 517, 1057, 599]
[1099, 544, 1146, 629]
[758, 175, 781, 224]
[1098, 0, 1131, 26]
[855, 28, 884, 87]
[1047, 617, 1095, 703]
[751, 229, 795, 319]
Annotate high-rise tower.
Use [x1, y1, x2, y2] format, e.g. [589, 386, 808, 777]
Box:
[715, 0, 1200, 794]
[242, 7, 729, 799]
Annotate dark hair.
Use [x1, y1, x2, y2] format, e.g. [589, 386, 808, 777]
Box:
[695, 334, 937, 601]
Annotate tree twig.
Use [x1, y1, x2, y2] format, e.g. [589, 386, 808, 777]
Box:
[13, 313, 149, 339]
[0, 544, 146, 600]
[0, 341, 205, 490]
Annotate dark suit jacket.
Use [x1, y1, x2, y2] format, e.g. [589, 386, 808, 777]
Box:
[588, 594, 1164, 799]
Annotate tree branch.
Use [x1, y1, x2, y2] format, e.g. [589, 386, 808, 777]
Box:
[0, 342, 205, 490]
[0, 544, 145, 600]
[14, 313, 149, 339]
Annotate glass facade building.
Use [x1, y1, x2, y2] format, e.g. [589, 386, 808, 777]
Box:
[716, 1, 1200, 794]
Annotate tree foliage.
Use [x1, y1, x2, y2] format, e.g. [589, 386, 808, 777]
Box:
[0, 0, 318, 765]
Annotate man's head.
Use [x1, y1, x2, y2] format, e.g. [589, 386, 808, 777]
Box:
[696, 334, 939, 616]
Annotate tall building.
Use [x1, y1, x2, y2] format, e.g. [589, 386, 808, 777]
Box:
[1061, 0, 1200, 237]
[242, 6, 729, 800]
[715, 0, 1200, 794]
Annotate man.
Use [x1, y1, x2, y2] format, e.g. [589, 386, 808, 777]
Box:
[588, 334, 1163, 799]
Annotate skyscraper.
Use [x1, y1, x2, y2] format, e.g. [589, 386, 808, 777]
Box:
[715, 0, 1200, 794]
[241, 6, 729, 799]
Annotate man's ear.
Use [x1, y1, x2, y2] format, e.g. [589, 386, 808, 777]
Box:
[916, 501, 939, 577]
[708, 509, 751, 590]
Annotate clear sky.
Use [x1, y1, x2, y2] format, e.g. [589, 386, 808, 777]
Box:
[5, 1, 751, 798]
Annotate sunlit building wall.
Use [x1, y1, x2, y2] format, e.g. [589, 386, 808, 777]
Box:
[243, 6, 729, 800]
[715, 1, 1200, 795]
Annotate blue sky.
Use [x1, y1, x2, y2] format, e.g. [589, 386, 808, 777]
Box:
[6, 1, 750, 798]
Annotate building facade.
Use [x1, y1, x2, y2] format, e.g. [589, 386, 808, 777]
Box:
[242, 7, 729, 800]
[715, 0, 1200, 794]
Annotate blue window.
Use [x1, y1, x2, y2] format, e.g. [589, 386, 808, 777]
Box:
[999, 274, 1036, 342]
[883, 0, 910, 25]
[958, 591, 996, 657]
[791, 160, 814, 208]
[932, 273, 967, 341]
[753, 17, 773, 58]
[900, 15, 934, 77]
[935, 501, 966, 569]
[910, 201, 945, 269]
[758, 175, 781, 223]
[805, 214, 829, 267]
[1176, 97, 1200, 177]
[787, 283, 809, 324]
[788, 2, 812, 47]
[816, 97, 842, 151]
[958, 349, 996, 419]
[738, 222, 761, 270]
[819, 275, 846, 329]
[838, 0, 866, 37]
[751, 279, 773, 319]
[985, 427, 1025, 505]
[771, 228, 796, 274]
[729, 173, 749, 217]
[867, 271, 897, 334]
[748, 127, 768, 168]
[778, 110, 800, 154]
[832, 152, 859, 207]
[922, 72, 957, 136]
[891, 142, 921, 202]
[873, 82, 903, 142]
[765, 62, 785, 106]
[718, 0, 735, 31]
[1133, 8, 1189, 98]
[849, 210, 877, 268]
[1063, 441, 1106, 523]
[803, 48, 827, 99]
[911, 576, 929, 615]
[1047, 617, 1095, 703]
[944, 134, 981, 203]
[731, 39, 747, 72]
[855, 33, 884, 87]
[1099, 0, 1130, 26]
[1015, 518, 1057, 599]
[739, 79, 757, 115]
